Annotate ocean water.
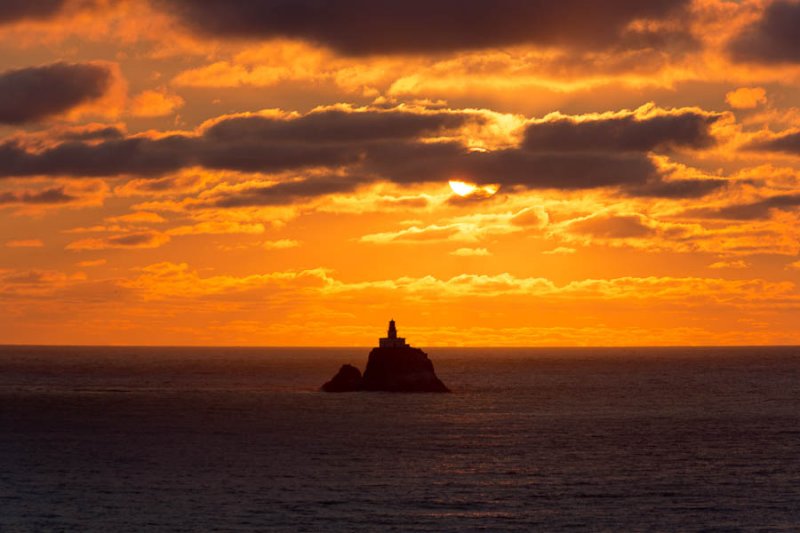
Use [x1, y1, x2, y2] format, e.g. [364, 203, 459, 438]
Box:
[1, 345, 799, 532]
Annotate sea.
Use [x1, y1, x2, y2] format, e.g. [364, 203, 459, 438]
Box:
[1, 345, 799, 532]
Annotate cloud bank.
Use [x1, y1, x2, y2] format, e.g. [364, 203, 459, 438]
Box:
[0, 62, 113, 124]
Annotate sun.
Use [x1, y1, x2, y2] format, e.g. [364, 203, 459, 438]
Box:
[449, 180, 477, 196]
[449, 180, 500, 198]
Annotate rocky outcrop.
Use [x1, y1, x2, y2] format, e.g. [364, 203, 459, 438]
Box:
[321, 364, 363, 392]
[321, 320, 450, 393]
[361, 346, 450, 392]
[320, 347, 450, 393]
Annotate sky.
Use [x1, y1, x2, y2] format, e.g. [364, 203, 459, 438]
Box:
[1, 0, 800, 346]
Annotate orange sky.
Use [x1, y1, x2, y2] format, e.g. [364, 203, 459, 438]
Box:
[2, 0, 800, 346]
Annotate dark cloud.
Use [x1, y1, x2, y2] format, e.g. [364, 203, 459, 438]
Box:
[0, 136, 192, 177]
[192, 108, 473, 173]
[66, 231, 169, 250]
[746, 131, 800, 154]
[0, 0, 66, 24]
[0, 107, 722, 199]
[361, 108, 721, 193]
[626, 178, 727, 198]
[106, 233, 162, 247]
[689, 194, 800, 220]
[523, 112, 720, 152]
[0, 62, 113, 124]
[729, 1, 800, 64]
[363, 141, 661, 189]
[58, 126, 125, 142]
[0, 187, 75, 206]
[205, 109, 475, 142]
[0, 109, 473, 177]
[158, 0, 692, 55]
[209, 176, 365, 207]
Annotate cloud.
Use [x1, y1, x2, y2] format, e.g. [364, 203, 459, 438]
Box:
[360, 105, 723, 194]
[66, 231, 170, 250]
[76, 259, 107, 267]
[567, 213, 655, 239]
[206, 176, 365, 207]
[0, 62, 114, 124]
[625, 178, 727, 199]
[361, 207, 547, 244]
[728, 1, 800, 64]
[202, 106, 476, 142]
[0, 187, 75, 206]
[0, 179, 109, 215]
[159, 0, 693, 56]
[167, 220, 265, 236]
[362, 224, 464, 244]
[691, 194, 800, 220]
[263, 239, 300, 250]
[709, 260, 749, 270]
[0, 106, 476, 178]
[108, 261, 797, 308]
[542, 247, 577, 255]
[0, 0, 67, 25]
[726, 87, 767, 109]
[362, 140, 668, 192]
[129, 88, 184, 117]
[551, 203, 799, 257]
[451, 247, 490, 257]
[105, 211, 166, 224]
[114, 173, 206, 197]
[57, 124, 126, 142]
[120, 261, 330, 300]
[746, 130, 800, 155]
[0, 104, 723, 198]
[5, 239, 44, 248]
[0, 268, 86, 297]
[4, 260, 799, 345]
[522, 106, 720, 153]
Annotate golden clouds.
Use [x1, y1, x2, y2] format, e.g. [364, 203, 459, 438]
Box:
[709, 259, 749, 269]
[4, 259, 798, 345]
[451, 247, 491, 257]
[726, 87, 767, 109]
[3, 1, 800, 345]
[129, 88, 184, 117]
[262, 239, 300, 250]
[542, 247, 577, 255]
[120, 262, 331, 301]
[361, 207, 548, 245]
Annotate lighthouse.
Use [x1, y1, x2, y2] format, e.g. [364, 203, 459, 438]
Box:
[379, 319, 408, 348]
[322, 318, 450, 392]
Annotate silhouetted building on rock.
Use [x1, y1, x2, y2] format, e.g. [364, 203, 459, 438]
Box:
[379, 319, 408, 348]
[322, 321, 450, 393]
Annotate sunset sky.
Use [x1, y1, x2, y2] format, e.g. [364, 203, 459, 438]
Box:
[2, 0, 800, 346]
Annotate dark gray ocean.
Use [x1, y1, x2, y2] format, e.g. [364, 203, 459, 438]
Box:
[1, 345, 799, 532]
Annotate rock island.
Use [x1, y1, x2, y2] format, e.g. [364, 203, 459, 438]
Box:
[322, 320, 450, 393]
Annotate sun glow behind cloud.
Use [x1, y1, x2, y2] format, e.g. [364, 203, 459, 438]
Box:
[449, 180, 476, 196]
[449, 180, 499, 198]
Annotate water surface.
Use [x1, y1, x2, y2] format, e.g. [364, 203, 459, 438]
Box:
[2, 346, 799, 531]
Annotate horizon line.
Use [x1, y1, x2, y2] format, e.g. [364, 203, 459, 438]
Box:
[1, 343, 799, 349]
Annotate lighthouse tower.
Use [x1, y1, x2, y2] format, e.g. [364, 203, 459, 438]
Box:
[379, 319, 408, 348]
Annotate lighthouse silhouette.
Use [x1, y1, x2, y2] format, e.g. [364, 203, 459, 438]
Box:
[379, 319, 408, 348]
